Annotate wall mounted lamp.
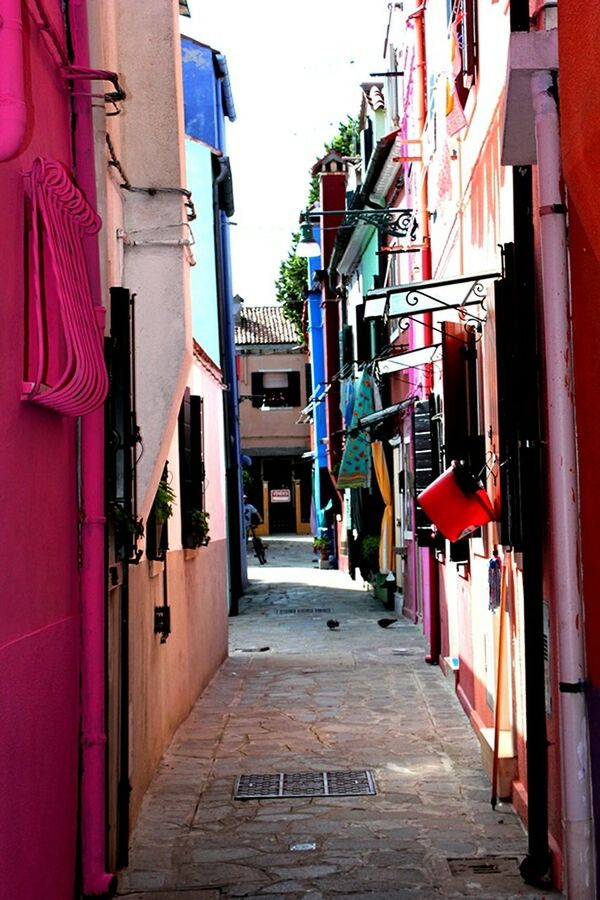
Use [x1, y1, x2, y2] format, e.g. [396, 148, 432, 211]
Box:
[297, 206, 417, 257]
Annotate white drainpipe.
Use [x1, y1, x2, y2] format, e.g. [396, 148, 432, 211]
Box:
[531, 69, 595, 898]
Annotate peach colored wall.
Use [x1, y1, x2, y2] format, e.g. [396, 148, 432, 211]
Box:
[238, 351, 310, 452]
[128, 354, 229, 827]
[128, 540, 228, 827]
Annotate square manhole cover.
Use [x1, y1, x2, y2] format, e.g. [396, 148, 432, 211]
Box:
[448, 856, 520, 877]
[273, 608, 332, 615]
[234, 770, 376, 799]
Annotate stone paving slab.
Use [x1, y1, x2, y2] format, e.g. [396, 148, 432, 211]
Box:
[118, 537, 561, 899]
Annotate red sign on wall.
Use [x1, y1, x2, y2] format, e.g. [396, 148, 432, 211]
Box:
[270, 488, 291, 503]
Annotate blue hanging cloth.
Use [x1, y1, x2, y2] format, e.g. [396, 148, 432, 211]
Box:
[336, 369, 375, 490]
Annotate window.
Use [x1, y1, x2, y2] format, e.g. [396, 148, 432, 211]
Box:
[250, 370, 301, 408]
[178, 388, 206, 549]
[451, 0, 478, 106]
[106, 287, 142, 563]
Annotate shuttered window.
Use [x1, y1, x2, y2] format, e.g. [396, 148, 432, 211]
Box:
[178, 388, 206, 549]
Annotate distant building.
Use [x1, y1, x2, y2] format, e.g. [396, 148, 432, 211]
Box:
[235, 305, 312, 535]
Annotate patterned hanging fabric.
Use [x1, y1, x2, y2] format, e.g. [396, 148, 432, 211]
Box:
[336, 369, 375, 490]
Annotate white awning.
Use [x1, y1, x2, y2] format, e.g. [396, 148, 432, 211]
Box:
[377, 344, 442, 374]
[364, 271, 500, 319]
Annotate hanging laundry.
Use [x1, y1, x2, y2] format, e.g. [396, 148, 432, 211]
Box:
[340, 376, 355, 427]
[488, 549, 502, 611]
[336, 369, 375, 490]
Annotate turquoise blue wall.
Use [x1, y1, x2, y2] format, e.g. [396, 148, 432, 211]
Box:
[360, 229, 379, 294]
[186, 140, 220, 363]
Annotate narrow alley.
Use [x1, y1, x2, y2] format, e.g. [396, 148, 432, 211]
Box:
[117, 538, 557, 900]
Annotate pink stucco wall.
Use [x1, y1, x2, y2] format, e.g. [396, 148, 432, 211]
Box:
[0, 3, 83, 898]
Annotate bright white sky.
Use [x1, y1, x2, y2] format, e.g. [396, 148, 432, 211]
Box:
[185, 0, 390, 305]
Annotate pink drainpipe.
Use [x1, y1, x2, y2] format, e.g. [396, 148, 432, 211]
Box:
[531, 70, 595, 897]
[68, 2, 116, 895]
[81, 388, 117, 898]
[0, 0, 26, 160]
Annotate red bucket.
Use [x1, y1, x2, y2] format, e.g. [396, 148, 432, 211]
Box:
[419, 462, 496, 542]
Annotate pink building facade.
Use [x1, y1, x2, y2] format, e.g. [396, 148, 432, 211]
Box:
[0, 1, 112, 897]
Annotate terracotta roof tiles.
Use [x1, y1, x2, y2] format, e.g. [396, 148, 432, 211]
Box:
[234, 306, 298, 346]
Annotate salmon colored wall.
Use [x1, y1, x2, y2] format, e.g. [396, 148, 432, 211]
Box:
[0, 4, 83, 898]
[128, 541, 229, 827]
[238, 351, 310, 452]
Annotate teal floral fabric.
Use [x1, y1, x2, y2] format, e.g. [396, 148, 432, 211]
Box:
[336, 369, 375, 489]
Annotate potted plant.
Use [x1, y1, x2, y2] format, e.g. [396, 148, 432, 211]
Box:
[151, 479, 176, 559]
[313, 536, 331, 560]
[189, 508, 210, 547]
[358, 534, 380, 581]
[155, 480, 176, 524]
[109, 501, 144, 560]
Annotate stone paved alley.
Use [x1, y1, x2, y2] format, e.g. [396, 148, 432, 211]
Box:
[117, 537, 560, 900]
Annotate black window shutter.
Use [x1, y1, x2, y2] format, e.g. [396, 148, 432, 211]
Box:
[178, 388, 193, 544]
[251, 372, 263, 408]
[287, 370, 301, 407]
[107, 286, 138, 562]
[441, 322, 471, 463]
[495, 242, 526, 549]
[305, 363, 312, 404]
[355, 303, 371, 364]
[190, 395, 204, 511]
[460, 0, 478, 90]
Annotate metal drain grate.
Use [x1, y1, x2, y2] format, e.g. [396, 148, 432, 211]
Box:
[234, 770, 376, 799]
[273, 608, 332, 615]
[448, 856, 519, 877]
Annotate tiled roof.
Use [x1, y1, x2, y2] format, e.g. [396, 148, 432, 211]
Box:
[234, 306, 298, 346]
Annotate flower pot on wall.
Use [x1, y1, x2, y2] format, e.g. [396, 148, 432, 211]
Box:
[418, 461, 496, 542]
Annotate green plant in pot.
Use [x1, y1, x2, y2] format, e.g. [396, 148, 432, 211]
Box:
[109, 502, 145, 539]
[189, 508, 210, 547]
[109, 502, 144, 561]
[155, 480, 176, 524]
[313, 536, 331, 559]
[359, 534, 380, 581]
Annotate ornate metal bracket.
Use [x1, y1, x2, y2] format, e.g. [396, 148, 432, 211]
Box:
[338, 209, 418, 241]
[307, 208, 418, 241]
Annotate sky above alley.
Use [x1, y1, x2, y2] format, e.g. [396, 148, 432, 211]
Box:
[185, 0, 390, 305]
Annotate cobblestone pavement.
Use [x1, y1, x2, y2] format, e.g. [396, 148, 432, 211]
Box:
[118, 537, 560, 900]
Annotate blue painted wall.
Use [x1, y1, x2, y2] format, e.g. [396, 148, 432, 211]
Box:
[186, 140, 220, 362]
[181, 34, 245, 602]
[181, 39, 221, 150]
[305, 228, 329, 530]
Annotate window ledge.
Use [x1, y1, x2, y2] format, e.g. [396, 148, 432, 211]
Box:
[148, 559, 165, 578]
